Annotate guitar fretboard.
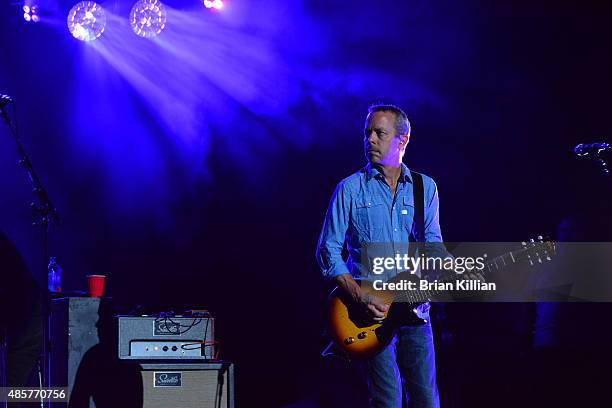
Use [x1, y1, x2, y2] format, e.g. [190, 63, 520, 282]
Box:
[392, 243, 552, 304]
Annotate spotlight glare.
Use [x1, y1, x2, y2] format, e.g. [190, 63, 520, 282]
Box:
[130, 0, 167, 38]
[203, 0, 223, 10]
[22, 2, 40, 23]
[67, 1, 106, 41]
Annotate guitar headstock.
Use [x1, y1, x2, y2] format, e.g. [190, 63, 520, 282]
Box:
[521, 235, 556, 266]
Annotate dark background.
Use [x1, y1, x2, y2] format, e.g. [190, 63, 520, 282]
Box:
[1, 0, 611, 406]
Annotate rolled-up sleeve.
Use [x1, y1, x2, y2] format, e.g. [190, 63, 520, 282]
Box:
[316, 182, 351, 280]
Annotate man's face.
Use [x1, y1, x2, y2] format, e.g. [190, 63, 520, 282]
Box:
[363, 111, 408, 166]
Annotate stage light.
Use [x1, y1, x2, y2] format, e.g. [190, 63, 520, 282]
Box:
[129, 0, 167, 38]
[22, 3, 40, 23]
[203, 0, 223, 10]
[67, 1, 106, 42]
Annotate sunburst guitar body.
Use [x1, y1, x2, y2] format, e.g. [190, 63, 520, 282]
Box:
[328, 275, 426, 360]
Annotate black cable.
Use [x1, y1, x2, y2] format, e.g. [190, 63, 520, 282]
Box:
[153, 314, 203, 335]
[166, 316, 202, 334]
[151, 312, 216, 358]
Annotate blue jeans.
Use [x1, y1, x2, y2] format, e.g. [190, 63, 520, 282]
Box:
[365, 323, 439, 408]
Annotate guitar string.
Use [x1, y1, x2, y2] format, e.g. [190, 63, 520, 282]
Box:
[387, 244, 548, 305]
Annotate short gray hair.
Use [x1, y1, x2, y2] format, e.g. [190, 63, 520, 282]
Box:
[368, 104, 411, 137]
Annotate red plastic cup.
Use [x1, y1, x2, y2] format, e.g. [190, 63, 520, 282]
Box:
[87, 275, 106, 297]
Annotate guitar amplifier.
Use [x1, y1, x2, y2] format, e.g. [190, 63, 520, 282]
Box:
[138, 362, 234, 408]
[69, 361, 235, 408]
[118, 315, 215, 360]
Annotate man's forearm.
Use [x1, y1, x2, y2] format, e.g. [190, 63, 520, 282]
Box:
[334, 273, 366, 303]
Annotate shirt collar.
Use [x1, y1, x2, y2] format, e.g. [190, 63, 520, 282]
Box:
[366, 163, 413, 183]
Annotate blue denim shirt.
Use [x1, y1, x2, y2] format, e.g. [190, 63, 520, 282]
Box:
[316, 163, 444, 282]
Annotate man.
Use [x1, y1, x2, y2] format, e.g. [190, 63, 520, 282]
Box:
[316, 104, 442, 407]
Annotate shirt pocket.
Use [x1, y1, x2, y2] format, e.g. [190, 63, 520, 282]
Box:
[352, 196, 386, 242]
[401, 195, 416, 233]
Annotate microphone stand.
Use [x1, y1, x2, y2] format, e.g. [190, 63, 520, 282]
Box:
[1, 99, 59, 407]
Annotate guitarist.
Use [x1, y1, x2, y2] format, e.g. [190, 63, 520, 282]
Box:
[316, 104, 443, 408]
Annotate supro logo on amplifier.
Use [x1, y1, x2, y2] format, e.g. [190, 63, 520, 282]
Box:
[153, 372, 182, 387]
[154, 320, 181, 336]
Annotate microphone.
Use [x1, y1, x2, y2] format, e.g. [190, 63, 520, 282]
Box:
[574, 143, 611, 157]
[0, 94, 14, 106]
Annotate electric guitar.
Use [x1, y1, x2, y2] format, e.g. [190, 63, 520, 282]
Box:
[327, 238, 555, 359]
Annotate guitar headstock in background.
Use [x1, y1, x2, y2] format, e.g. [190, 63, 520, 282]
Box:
[521, 236, 556, 266]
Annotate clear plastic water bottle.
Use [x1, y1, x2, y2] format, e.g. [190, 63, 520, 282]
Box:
[47, 256, 62, 293]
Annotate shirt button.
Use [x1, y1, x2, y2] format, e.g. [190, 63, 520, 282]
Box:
[394, 228, 398, 232]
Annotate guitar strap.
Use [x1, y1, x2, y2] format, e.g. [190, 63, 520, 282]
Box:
[409, 171, 425, 257]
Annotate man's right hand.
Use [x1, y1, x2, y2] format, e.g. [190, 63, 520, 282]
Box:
[359, 292, 389, 323]
[334, 274, 389, 323]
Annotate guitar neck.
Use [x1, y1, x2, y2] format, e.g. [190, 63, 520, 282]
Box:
[483, 245, 544, 274]
[388, 243, 551, 304]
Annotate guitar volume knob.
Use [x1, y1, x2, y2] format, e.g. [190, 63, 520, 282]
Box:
[357, 331, 368, 339]
[344, 337, 355, 345]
